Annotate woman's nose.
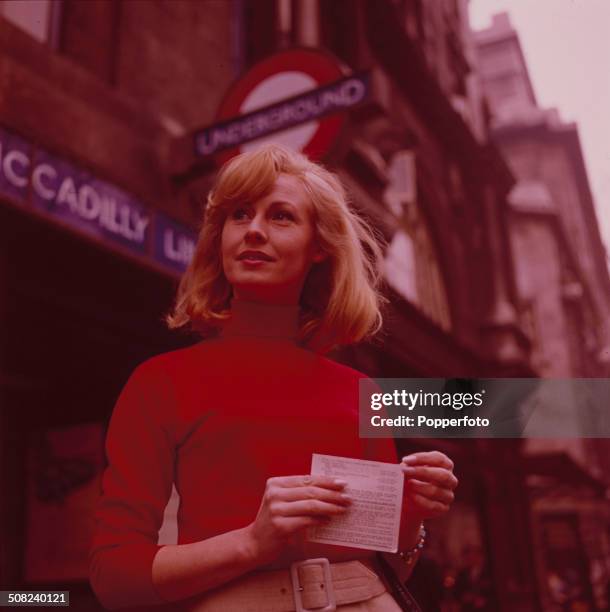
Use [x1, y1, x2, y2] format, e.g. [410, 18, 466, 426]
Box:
[244, 216, 267, 242]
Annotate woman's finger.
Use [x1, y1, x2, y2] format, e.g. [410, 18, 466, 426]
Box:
[267, 475, 348, 490]
[267, 515, 331, 536]
[270, 485, 352, 505]
[271, 499, 350, 518]
[410, 493, 450, 517]
[406, 479, 455, 504]
[402, 465, 458, 489]
[402, 451, 454, 470]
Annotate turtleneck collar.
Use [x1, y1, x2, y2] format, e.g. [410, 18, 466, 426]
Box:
[221, 298, 300, 341]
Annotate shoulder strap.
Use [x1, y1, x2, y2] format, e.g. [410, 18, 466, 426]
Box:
[376, 552, 423, 612]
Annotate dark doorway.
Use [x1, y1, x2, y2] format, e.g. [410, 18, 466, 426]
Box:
[0, 204, 195, 604]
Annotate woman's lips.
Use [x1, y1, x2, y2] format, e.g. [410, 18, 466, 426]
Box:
[239, 258, 270, 267]
[237, 250, 275, 262]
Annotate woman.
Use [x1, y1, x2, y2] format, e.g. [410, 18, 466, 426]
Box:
[90, 144, 458, 610]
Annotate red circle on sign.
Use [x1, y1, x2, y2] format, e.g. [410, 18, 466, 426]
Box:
[214, 48, 349, 162]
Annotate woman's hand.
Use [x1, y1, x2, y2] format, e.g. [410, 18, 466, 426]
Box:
[244, 475, 352, 564]
[401, 451, 458, 523]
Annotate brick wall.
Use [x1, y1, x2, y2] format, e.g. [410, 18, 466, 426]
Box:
[117, 0, 235, 131]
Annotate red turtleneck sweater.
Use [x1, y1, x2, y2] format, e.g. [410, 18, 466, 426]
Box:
[90, 301, 397, 609]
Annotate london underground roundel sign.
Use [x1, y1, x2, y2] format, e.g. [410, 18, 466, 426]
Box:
[194, 48, 369, 161]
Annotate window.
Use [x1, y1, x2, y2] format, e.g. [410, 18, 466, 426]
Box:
[0, 0, 61, 46]
[383, 152, 451, 330]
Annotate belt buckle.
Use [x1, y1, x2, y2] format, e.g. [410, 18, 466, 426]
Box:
[290, 558, 337, 612]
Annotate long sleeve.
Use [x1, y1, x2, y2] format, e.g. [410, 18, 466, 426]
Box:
[90, 362, 175, 610]
[359, 375, 399, 464]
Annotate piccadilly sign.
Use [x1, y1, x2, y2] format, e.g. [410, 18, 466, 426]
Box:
[0, 125, 196, 274]
[194, 48, 369, 161]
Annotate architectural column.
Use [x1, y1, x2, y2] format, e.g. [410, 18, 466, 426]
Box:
[294, 0, 320, 46]
[480, 184, 529, 365]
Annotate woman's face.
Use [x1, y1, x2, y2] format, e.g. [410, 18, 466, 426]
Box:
[221, 173, 324, 305]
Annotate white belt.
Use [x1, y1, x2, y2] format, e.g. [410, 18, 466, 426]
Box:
[183, 558, 387, 612]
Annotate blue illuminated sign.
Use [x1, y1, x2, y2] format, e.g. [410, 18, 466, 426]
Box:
[0, 125, 196, 274]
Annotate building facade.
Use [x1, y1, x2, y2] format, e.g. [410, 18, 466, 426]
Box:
[475, 12, 610, 612]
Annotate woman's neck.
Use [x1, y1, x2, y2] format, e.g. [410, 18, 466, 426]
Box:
[221, 298, 300, 340]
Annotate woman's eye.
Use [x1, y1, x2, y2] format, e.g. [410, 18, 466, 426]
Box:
[231, 207, 249, 220]
[273, 210, 294, 222]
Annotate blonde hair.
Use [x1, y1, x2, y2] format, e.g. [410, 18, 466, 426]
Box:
[167, 144, 386, 351]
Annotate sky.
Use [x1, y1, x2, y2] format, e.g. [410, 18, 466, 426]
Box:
[469, 0, 610, 257]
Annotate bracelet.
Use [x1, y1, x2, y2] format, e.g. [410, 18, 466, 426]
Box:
[399, 524, 426, 566]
